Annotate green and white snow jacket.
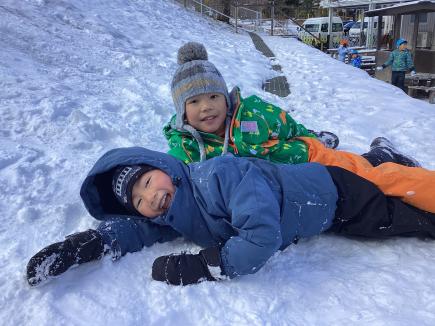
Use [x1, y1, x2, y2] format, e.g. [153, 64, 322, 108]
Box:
[382, 49, 415, 72]
[163, 87, 315, 164]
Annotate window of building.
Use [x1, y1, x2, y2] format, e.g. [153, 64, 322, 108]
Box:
[410, 13, 428, 23]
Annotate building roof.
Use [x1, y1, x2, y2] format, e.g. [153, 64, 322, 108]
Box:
[365, 0, 435, 16]
[320, 0, 406, 9]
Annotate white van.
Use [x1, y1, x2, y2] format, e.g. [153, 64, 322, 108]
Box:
[349, 17, 383, 37]
[299, 17, 344, 48]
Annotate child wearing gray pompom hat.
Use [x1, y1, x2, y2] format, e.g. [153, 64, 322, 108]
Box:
[170, 42, 233, 161]
[166, 42, 340, 164]
[171, 42, 232, 128]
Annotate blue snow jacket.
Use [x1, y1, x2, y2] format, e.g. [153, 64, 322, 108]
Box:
[351, 56, 362, 68]
[382, 48, 415, 72]
[80, 147, 338, 278]
[338, 45, 349, 62]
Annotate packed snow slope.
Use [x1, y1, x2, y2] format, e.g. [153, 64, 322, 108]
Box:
[1, 1, 434, 325]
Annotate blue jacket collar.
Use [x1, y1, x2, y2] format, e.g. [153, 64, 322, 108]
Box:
[80, 147, 188, 221]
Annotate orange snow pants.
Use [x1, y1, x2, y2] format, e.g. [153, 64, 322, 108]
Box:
[300, 137, 435, 213]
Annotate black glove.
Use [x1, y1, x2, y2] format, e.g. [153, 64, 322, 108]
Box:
[26, 229, 104, 286]
[152, 247, 224, 286]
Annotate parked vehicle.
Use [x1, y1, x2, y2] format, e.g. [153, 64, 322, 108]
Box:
[298, 16, 344, 48]
[349, 17, 384, 37]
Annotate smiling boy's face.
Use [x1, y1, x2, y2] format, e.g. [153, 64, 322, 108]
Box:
[185, 92, 227, 137]
[131, 169, 175, 218]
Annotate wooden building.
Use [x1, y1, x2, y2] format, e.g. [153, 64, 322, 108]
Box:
[365, 1, 435, 74]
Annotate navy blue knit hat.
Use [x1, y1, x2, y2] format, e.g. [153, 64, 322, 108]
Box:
[112, 165, 155, 214]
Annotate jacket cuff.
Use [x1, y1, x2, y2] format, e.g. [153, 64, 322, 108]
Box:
[97, 229, 122, 261]
[200, 247, 227, 280]
[218, 245, 237, 278]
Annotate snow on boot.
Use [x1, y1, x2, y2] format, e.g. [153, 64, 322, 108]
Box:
[26, 229, 104, 286]
[368, 137, 421, 167]
[309, 130, 340, 149]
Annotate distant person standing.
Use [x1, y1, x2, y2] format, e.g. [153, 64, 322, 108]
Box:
[349, 49, 362, 68]
[377, 38, 416, 92]
[337, 39, 349, 62]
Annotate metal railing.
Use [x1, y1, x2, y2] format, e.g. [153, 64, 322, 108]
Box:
[176, 0, 244, 33]
[231, 5, 261, 21]
[177, 1, 231, 20]
[173, 0, 323, 50]
[175, 0, 265, 34]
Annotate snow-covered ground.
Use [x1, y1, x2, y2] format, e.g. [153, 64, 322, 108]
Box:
[1, 0, 434, 325]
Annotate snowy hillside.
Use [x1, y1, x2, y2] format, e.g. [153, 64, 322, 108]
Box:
[0, 0, 434, 325]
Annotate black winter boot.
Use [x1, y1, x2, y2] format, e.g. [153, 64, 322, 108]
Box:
[308, 130, 340, 149]
[362, 137, 421, 167]
[26, 229, 105, 286]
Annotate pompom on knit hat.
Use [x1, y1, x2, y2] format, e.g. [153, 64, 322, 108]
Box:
[112, 165, 155, 214]
[170, 42, 232, 161]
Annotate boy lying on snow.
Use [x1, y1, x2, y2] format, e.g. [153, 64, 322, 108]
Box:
[27, 147, 435, 286]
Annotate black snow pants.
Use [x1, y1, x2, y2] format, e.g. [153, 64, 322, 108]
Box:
[326, 166, 435, 239]
[391, 71, 406, 92]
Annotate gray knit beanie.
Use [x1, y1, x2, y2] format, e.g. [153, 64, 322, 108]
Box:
[171, 42, 231, 131]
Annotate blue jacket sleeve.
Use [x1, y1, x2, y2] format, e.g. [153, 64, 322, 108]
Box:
[406, 51, 415, 71]
[207, 159, 283, 278]
[383, 51, 394, 67]
[97, 217, 180, 259]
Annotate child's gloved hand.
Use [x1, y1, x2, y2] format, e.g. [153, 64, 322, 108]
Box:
[26, 229, 104, 286]
[376, 66, 383, 71]
[152, 247, 224, 285]
[410, 70, 417, 76]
